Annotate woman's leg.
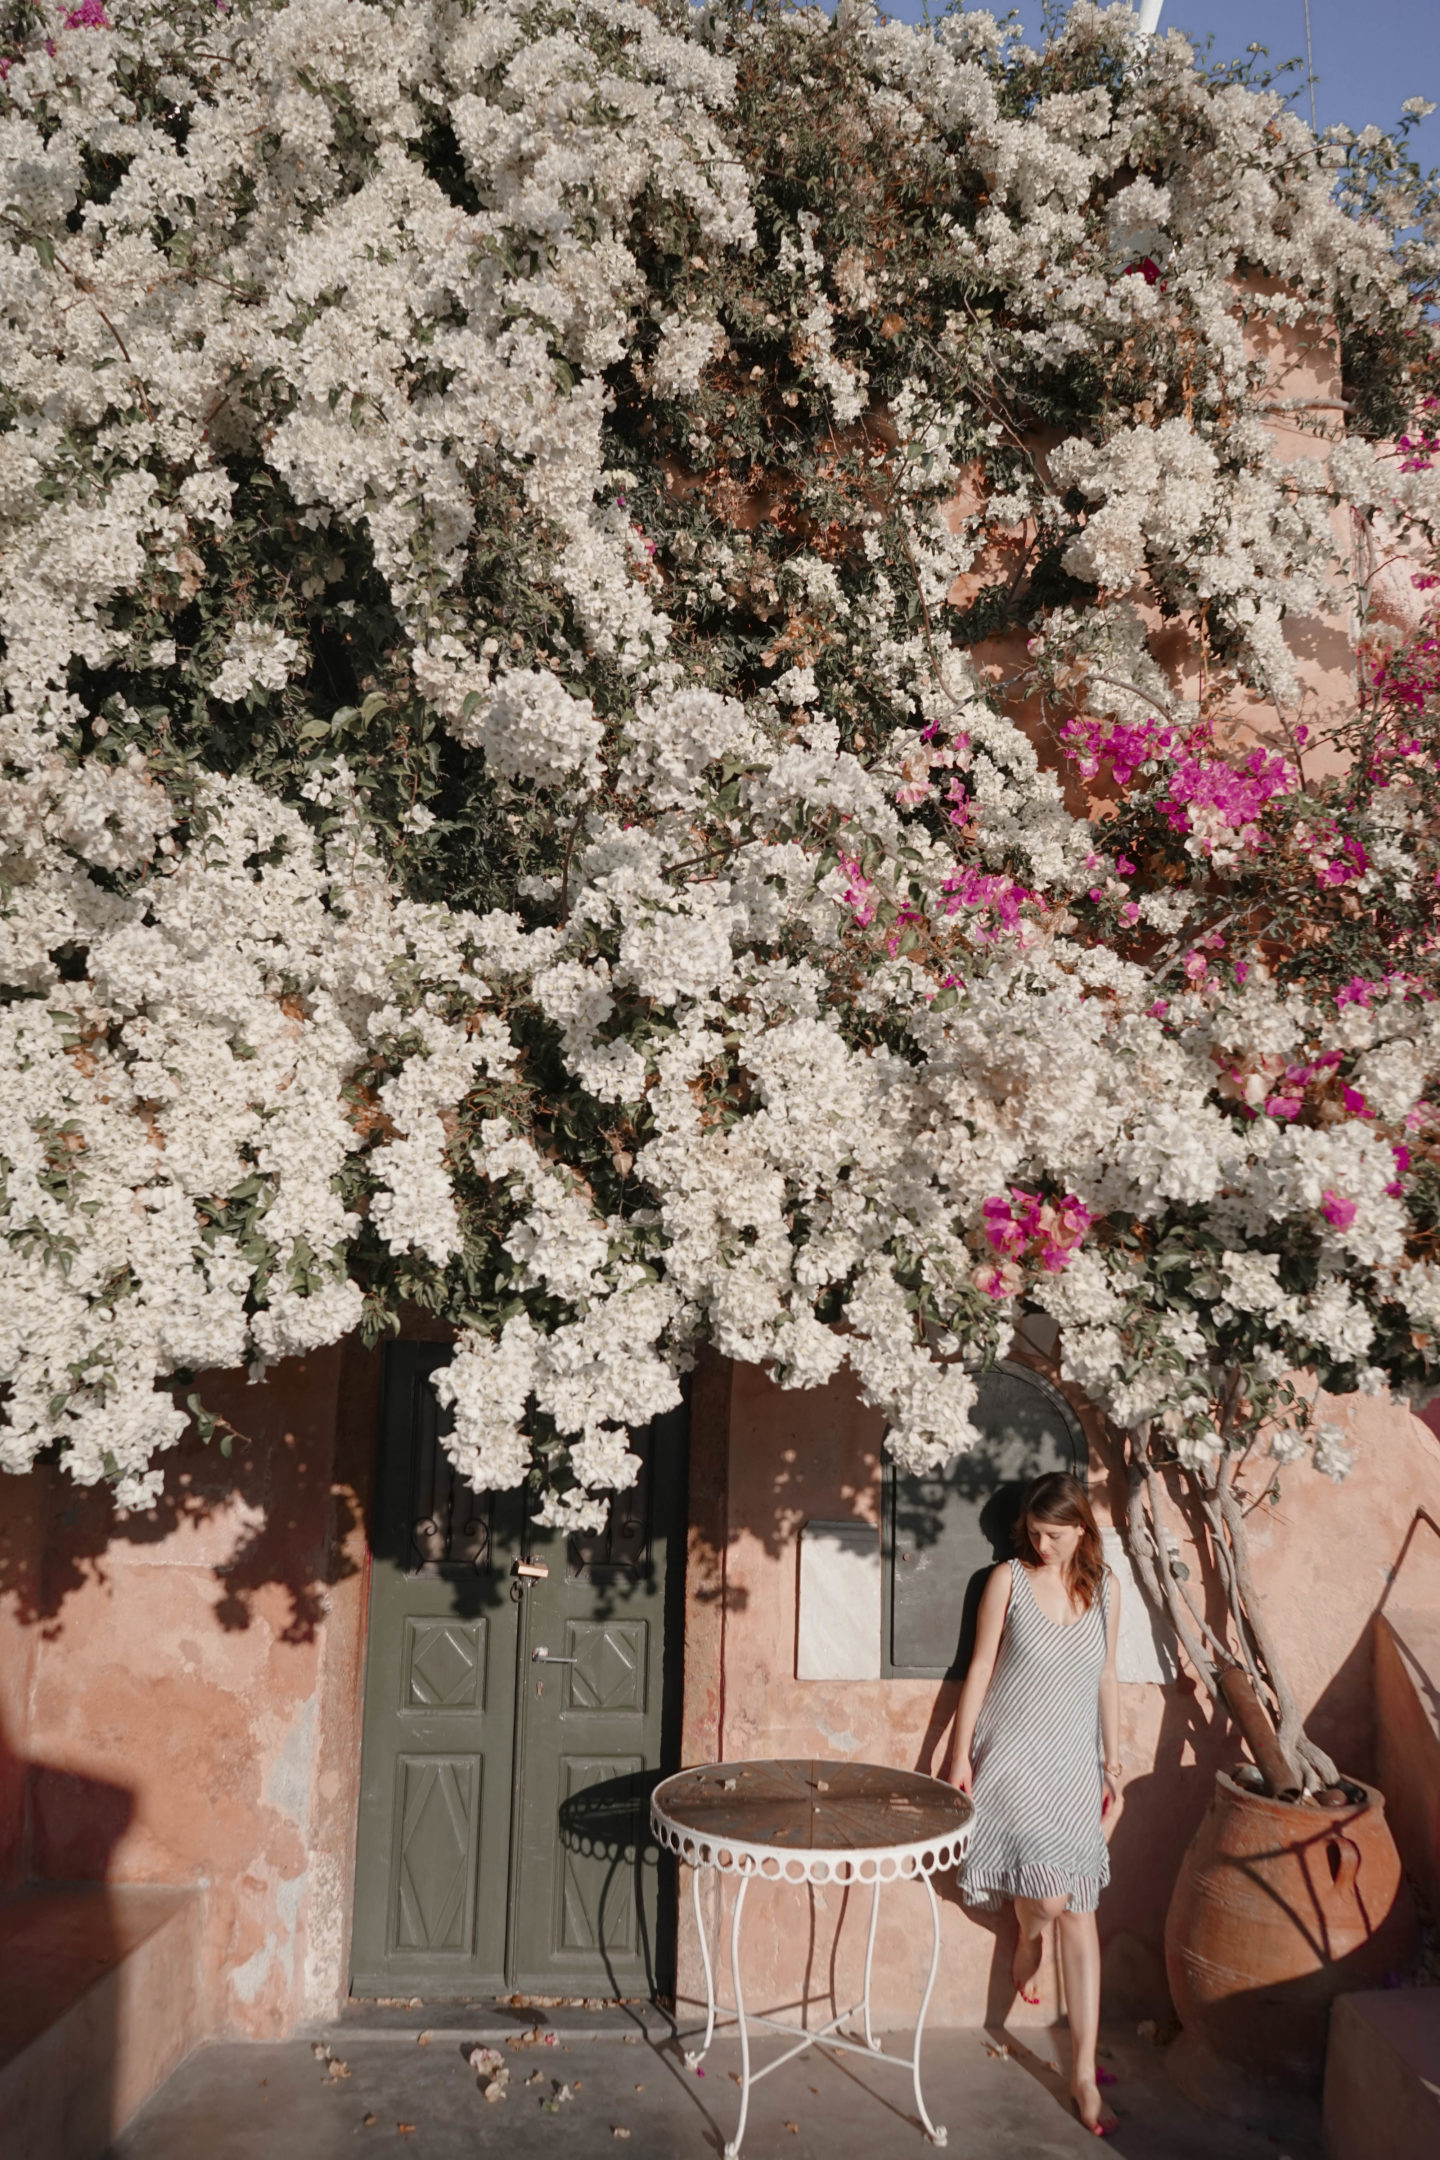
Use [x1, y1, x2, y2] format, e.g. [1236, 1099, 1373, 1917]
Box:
[1056, 1907, 1115, 2134]
[1011, 1894, 1066, 2003]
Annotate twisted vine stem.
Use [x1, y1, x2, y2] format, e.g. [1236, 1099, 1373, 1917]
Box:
[1122, 1396, 1340, 1795]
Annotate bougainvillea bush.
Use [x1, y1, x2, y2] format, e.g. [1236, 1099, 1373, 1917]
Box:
[3, 0, 1440, 1720]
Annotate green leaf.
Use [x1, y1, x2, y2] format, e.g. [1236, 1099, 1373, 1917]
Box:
[186, 1391, 219, 1444]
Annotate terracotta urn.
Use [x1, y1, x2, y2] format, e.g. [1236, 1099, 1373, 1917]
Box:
[1164, 1769, 1417, 2091]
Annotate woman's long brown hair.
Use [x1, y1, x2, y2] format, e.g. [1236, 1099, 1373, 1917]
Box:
[1012, 1471, 1105, 1611]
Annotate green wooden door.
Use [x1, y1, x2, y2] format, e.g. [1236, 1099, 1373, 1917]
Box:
[509, 1425, 684, 1996]
[350, 1345, 684, 2000]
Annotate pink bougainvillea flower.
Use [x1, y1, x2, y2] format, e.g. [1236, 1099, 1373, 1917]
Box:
[981, 1197, 1026, 1256]
[1266, 1094, 1303, 1121]
[1159, 745, 1296, 852]
[979, 1190, 1089, 1276]
[1321, 1190, 1358, 1231]
[1061, 714, 1176, 788]
[940, 865, 1028, 941]
[1317, 836, 1368, 887]
[63, 0, 110, 24]
[973, 1260, 1023, 1301]
[837, 855, 877, 929]
[1342, 1087, 1371, 1117]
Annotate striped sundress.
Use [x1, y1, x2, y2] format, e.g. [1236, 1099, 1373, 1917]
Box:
[961, 1558, 1112, 1914]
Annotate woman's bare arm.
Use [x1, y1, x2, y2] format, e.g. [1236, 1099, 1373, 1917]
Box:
[946, 1563, 1012, 1791]
[1100, 1567, 1124, 1828]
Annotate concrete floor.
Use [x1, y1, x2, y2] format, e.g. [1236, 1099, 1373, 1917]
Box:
[105, 2017, 1326, 2160]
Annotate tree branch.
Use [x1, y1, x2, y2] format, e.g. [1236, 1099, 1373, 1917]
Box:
[1126, 1438, 1221, 1703]
[1215, 1456, 1338, 1790]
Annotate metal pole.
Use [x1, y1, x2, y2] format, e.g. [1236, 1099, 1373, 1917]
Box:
[912, 1875, 948, 2148]
[685, 1861, 717, 2065]
[861, 1880, 882, 2051]
[724, 1872, 753, 2160]
[1302, 0, 1319, 134]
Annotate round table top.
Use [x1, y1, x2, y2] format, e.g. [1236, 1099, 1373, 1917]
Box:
[650, 1758, 972, 1882]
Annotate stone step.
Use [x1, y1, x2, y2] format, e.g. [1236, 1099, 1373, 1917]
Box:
[1324, 1989, 1440, 2160]
[0, 1883, 208, 2160]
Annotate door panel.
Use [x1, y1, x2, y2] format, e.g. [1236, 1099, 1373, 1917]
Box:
[351, 1354, 684, 2001]
[507, 1406, 685, 1996]
[391, 1755, 481, 1953]
[402, 1617, 488, 1712]
[557, 1754, 642, 1956]
[566, 1621, 647, 1713]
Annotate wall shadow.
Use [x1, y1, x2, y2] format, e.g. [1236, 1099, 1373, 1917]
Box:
[0, 1712, 135, 2152]
[0, 1353, 368, 1646]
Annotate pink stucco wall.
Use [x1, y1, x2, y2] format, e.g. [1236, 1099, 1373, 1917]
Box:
[676, 1355, 1440, 2031]
[0, 1338, 379, 2038]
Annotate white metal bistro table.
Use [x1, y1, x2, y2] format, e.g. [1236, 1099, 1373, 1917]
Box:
[651, 1758, 972, 2157]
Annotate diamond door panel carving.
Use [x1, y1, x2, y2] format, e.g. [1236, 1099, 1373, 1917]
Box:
[402, 1617, 486, 1712]
[558, 1756, 641, 1954]
[391, 1755, 480, 1954]
[565, 1621, 647, 1713]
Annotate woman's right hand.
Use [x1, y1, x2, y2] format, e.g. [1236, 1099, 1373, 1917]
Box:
[950, 1753, 974, 1796]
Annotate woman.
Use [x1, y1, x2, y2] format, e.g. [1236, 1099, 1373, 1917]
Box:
[947, 1471, 1124, 2138]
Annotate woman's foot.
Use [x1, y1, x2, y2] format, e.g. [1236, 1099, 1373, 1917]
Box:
[1011, 1929, 1043, 2006]
[1071, 2077, 1119, 2137]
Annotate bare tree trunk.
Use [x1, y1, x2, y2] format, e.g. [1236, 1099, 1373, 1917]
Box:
[1124, 1440, 1220, 1701]
[1214, 1458, 1338, 1790]
[1120, 1402, 1339, 1795]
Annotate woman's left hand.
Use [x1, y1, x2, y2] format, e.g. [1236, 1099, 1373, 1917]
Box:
[1101, 1770, 1124, 1835]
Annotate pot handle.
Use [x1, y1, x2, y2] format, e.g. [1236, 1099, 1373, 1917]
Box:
[1324, 1833, 1361, 1902]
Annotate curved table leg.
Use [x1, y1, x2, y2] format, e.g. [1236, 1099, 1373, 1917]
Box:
[911, 1873, 947, 2147]
[685, 1862, 716, 2067]
[862, 1879, 881, 2050]
[723, 1871, 752, 2160]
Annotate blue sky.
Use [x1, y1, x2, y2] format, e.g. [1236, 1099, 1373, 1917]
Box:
[848, 2, 1440, 168]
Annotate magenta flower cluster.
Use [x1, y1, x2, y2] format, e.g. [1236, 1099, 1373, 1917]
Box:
[1320, 1189, 1358, 1231]
[1396, 396, 1438, 475]
[1255, 1049, 1343, 1122]
[1060, 712, 1177, 786]
[979, 1189, 1091, 1286]
[837, 854, 876, 928]
[1060, 716, 1298, 858]
[939, 865, 1030, 939]
[1159, 746, 1295, 846]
